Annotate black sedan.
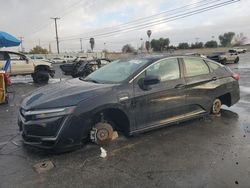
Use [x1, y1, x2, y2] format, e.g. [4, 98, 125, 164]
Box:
[18, 55, 240, 152]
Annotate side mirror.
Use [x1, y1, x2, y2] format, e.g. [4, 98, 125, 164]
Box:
[138, 75, 160, 90]
[144, 75, 161, 86]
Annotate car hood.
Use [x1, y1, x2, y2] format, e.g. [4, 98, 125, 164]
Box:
[21, 78, 114, 110]
[32, 59, 52, 67]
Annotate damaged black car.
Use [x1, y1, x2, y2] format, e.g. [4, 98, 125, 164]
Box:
[60, 58, 111, 78]
[18, 55, 240, 152]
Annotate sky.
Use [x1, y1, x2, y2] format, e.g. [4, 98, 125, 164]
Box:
[0, 0, 250, 53]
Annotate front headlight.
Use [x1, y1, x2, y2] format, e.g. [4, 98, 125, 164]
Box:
[24, 106, 76, 120]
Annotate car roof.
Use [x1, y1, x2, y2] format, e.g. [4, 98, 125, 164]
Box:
[122, 54, 205, 62]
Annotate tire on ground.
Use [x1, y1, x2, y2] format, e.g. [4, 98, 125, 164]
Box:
[33, 70, 49, 84]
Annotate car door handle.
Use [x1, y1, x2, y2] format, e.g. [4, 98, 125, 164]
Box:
[212, 77, 217, 81]
[175, 84, 185, 89]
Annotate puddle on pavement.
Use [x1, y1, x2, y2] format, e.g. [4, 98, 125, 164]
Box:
[10, 76, 65, 84]
[240, 86, 250, 94]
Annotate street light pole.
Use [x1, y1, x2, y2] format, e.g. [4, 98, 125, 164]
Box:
[19, 36, 24, 52]
[80, 38, 83, 52]
[51, 17, 60, 54]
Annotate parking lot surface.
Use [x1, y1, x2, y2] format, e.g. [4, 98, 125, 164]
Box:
[0, 55, 250, 188]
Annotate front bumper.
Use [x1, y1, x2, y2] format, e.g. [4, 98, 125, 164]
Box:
[18, 109, 91, 151]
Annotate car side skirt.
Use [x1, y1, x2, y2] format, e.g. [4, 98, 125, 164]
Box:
[130, 109, 206, 135]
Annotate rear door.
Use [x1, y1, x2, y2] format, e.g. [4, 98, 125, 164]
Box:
[133, 58, 187, 130]
[182, 57, 214, 113]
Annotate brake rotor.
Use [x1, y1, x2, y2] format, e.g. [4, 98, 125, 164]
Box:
[212, 99, 222, 114]
[94, 122, 113, 145]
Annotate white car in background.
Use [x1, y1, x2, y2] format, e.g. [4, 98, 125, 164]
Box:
[229, 47, 247, 54]
[50, 57, 66, 64]
[0, 51, 55, 83]
[63, 55, 75, 62]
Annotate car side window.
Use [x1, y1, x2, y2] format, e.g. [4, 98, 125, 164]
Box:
[205, 60, 220, 71]
[184, 58, 210, 77]
[9, 53, 25, 60]
[145, 58, 180, 82]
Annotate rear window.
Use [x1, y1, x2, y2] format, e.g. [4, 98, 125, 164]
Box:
[184, 58, 210, 77]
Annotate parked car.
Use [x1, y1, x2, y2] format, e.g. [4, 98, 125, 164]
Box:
[18, 55, 240, 152]
[0, 51, 55, 83]
[63, 55, 75, 62]
[229, 47, 247, 54]
[51, 57, 66, 64]
[60, 58, 111, 78]
[30, 55, 50, 63]
[185, 52, 207, 58]
[207, 52, 239, 64]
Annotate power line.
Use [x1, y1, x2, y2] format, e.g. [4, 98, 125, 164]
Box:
[62, 0, 219, 40]
[27, 0, 83, 38]
[60, 0, 239, 42]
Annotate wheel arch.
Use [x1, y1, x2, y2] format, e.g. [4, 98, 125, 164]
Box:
[90, 105, 132, 135]
[218, 92, 232, 107]
[34, 65, 50, 72]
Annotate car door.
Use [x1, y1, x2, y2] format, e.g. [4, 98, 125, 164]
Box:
[9, 53, 33, 75]
[132, 58, 187, 130]
[182, 57, 214, 113]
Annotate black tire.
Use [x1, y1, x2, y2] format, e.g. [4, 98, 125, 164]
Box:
[221, 59, 227, 65]
[234, 57, 239, 64]
[33, 70, 49, 84]
[211, 98, 222, 115]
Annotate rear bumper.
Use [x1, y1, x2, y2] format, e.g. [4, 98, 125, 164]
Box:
[230, 84, 240, 106]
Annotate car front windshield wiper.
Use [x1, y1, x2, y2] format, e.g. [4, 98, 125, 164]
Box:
[80, 77, 99, 83]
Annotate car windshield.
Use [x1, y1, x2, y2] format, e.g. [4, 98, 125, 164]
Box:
[83, 59, 149, 83]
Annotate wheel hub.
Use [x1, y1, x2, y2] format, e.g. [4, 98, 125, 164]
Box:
[90, 122, 113, 145]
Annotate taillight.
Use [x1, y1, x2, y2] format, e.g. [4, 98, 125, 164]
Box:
[232, 73, 239, 80]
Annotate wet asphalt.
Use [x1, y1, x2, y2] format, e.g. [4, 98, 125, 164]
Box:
[0, 55, 250, 188]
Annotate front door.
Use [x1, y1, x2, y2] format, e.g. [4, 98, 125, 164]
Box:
[133, 58, 187, 131]
[8, 52, 33, 75]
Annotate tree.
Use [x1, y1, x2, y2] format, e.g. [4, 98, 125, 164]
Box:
[29, 46, 48, 54]
[204, 40, 218, 48]
[122, 44, 135, 53]
[219, 32, 235, 47]
[234, 33, 248, 46]
[178, 42, 189, 49]
[190, 42, 203, 49]
[151, 38, 170, 52]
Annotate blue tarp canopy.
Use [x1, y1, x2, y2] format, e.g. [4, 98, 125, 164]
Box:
[0, 31, 21, 48]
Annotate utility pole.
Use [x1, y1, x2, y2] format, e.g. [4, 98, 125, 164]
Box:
[19, 36, 24, 52]
[51, 17, 60, 54]
[80, 38, 83, 52]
